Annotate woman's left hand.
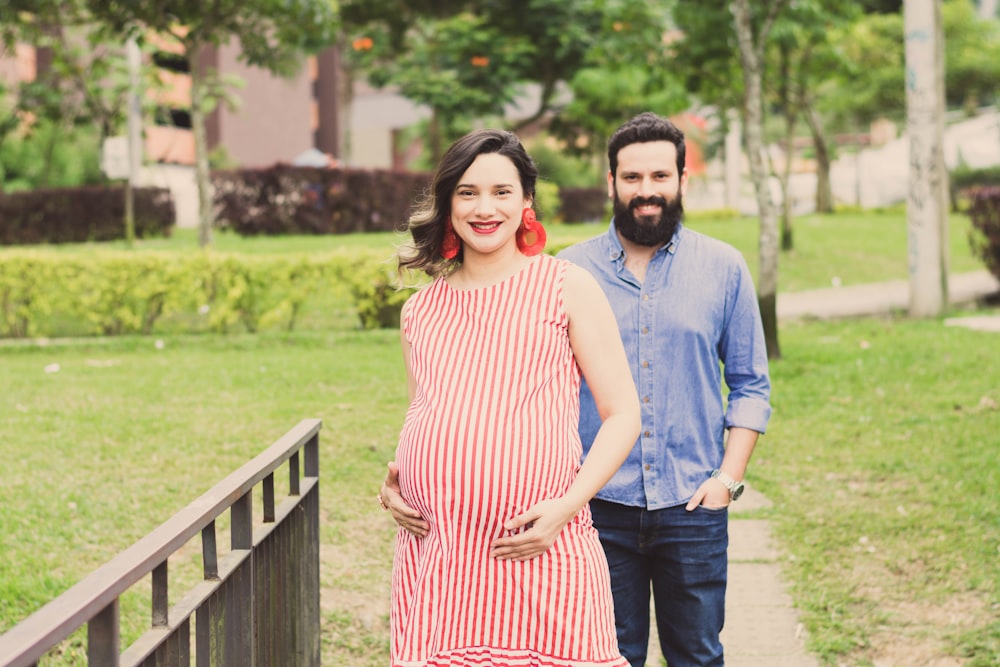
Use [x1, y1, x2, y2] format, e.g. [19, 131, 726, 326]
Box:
[489, 497, 577, 561]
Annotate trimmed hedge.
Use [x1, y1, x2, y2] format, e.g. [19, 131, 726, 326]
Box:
[968, 186, 1000, 285]
[0, 250, 425, 338]
[0, 185, 175, 245]
[211, 165, 433, 235]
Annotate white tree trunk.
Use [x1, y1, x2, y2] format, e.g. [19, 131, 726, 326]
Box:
[725, 108, 742, 211]
[904, 0, 949, 316]
[189, 39, 213, 248]
[731, 0, 782, 359]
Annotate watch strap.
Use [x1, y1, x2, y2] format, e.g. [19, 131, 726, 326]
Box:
[710, 469, 744, 501]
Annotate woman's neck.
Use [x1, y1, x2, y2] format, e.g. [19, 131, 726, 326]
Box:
[447, 247, 534, 290]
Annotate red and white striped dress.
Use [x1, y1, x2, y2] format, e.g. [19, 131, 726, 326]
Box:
[392, 254, 627, 667]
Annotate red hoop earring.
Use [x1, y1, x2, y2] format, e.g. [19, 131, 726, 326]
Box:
[516, 207, 546, 256]
[441, 218, 460, 259]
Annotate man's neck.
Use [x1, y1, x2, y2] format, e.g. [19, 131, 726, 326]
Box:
[616, 232, 665, 284]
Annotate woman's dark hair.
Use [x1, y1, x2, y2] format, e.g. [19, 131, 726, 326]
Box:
[398, 129, 538, 279]
[607, 112, 686, 180]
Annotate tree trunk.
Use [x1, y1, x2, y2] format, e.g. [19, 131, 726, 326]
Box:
[724, 109, 742, 212]
[904, 0, 949, 316]
[188, 38, 213, 248]
[780, 135, 794, 252]
[804, 104, 833, 213]
[731, 0, 782, 360]
[775, 45, 795, 252]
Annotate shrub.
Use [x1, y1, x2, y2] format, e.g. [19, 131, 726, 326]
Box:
[0, 120, 104, 192]
[343, 256, 421, 330]
[0, 186, 175, 245]
[211, 165, 432, 236]
[968, 186, 1000, 284]
[0, 249, 416, 338]
[526, 139, 603, 188]
[559, 187, 608, 223]
[534, 180, 562, 223]
[951, 164, 1000, 210]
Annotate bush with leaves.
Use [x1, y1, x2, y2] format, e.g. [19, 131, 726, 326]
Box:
[0, 250, 408, 338]
[968, 186, 1000, 285]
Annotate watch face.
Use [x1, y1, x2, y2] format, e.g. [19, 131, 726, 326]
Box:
[732, 483, 745, 501]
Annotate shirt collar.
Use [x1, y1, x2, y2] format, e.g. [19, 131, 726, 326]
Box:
[606, 219, 684, 260]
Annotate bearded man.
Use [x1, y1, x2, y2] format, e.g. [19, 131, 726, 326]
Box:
[557, 112, 772, 667]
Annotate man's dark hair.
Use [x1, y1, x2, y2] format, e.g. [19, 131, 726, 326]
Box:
[607, 112, 686, 178]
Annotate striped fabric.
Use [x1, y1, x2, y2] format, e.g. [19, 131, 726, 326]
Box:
[392, 254, 627, 667]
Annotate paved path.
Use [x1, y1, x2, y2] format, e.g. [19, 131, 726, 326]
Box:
[646, 270, 999, 666]
[777, 269, 998, 321]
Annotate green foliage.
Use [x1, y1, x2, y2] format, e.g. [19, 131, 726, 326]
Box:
[552, 2, 687, 158]
[951, 165, 1000, 192]
[0, 121, 104, 191]
[0, 252, 62, 337]
[533, 179, 561, 224]
[0, 250, 382, 337]
[343, 256, 421, 330]
[826, 0, 1000, 127]
[346, 10, 530, 150]
[342, 0, 685, 159]
[524, 137, 603, 189]
[670, 0, 745, 111]
[941, 0, 1000, 111]
[85, 0, 338, 76]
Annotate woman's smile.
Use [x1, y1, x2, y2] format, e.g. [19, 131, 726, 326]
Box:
[468, 221, 503, 233]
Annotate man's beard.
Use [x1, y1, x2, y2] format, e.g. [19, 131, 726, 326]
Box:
[613, 189, 684, 247]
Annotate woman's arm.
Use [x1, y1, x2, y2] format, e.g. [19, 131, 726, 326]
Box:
[378, 297, 430, 536]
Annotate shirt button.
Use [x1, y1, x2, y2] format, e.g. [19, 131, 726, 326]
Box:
[642, 361, 649, 368]
[642, 326, 649, 334]
[644, 430, 651, 437]
[642, 294, 650, 301]
[644, 464, 651, 471]
[643, 396, 650, 403]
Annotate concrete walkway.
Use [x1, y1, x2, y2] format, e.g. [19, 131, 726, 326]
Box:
[646, 270, 999, 667]
[777, 269, 998, 321]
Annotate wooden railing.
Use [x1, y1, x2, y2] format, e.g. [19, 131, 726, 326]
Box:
[0, 419, 322, 667]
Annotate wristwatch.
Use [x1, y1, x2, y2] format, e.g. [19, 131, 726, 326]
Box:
[710, 469, 745, 501]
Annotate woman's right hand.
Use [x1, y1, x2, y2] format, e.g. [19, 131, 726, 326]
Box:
[379, 461, 430, 538]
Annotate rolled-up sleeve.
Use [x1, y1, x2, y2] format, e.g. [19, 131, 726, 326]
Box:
[721, 258, 771, 433]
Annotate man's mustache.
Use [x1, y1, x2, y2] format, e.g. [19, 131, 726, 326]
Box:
[630, 196, 669, 211]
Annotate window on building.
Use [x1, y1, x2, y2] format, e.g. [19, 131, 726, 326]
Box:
[152, 51, 190, 73]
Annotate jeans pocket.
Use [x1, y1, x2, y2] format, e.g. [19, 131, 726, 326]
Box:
[695, 503, 729, 515]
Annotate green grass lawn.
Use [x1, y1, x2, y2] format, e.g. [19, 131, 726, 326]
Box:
[1, 210, 997, 665]
[2, 317, 997, 665]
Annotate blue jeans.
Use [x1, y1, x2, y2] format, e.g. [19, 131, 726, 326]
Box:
[590, 499, 729, 667]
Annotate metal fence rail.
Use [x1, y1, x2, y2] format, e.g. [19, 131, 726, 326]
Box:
[0, 419, 322, 667]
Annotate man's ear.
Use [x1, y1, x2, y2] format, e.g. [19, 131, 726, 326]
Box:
[607, 171, 615, 199]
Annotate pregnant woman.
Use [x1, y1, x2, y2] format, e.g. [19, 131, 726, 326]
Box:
[379, 128, 640, 667]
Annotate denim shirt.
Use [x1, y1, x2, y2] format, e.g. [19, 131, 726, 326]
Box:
[558, 221, 771, 509]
